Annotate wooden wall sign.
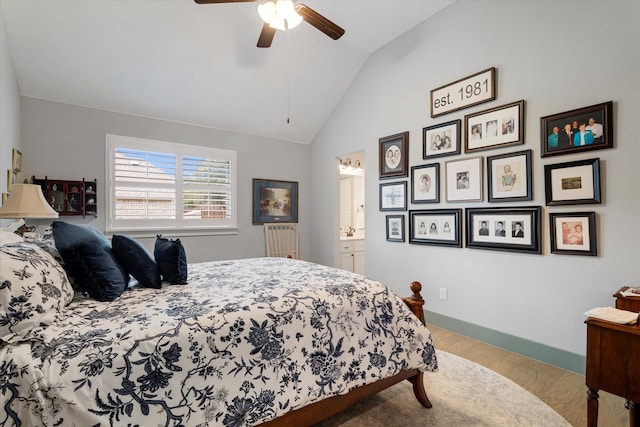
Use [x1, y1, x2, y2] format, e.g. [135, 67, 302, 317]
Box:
[430, 67, 496, 118]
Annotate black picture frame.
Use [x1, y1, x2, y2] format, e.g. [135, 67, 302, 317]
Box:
[379, 131, 409, 179]
[540, 101, 613, 158]
[422, 120, 461, 159]
[464, 100, 525, 153]
[466, 206, 542, 254]
[549, 211, 597, 256]
[386, 215, 405, 242]
[379, 181, 407, 211]
[252, 178, 298, 224]
[544, 158, 601, 206]
[411, 163, 439, 204]
[487, 149, 532, 202]
[408, 209, 462, 247]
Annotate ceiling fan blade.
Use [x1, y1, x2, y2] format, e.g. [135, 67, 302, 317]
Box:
[295, 4, 345, 40]
[257, 23, 276, 48]
[194, 0, 255, 4]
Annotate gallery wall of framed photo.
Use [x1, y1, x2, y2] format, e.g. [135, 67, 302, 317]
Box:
[379, 67, 611, 257]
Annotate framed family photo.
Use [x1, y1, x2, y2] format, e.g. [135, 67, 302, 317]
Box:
[409, 209, 462, 247]
[487, 149, 532, 202]
[464, 100, 525, 153]
[411, 163, 439, 204]
[549, 211, 597, 256]
[252, 178, 298, 224]
[423, 120, 461, 159]
[379, 181, 407, 211]
[445, 156, 482, 202]
[386, 215, 405, 242]
[466, 206, 542, 254]
[540, 101, 613, 158]
[379, 131, 409, 179]
[544, 158, 601, 206]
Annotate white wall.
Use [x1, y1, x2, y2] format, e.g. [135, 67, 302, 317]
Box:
[310, 0, 640, 357]
[0, 5, 21, 227]
[20, 97, 311, 262]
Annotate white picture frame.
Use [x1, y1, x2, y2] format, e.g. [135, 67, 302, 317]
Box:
[445, 156, 483, 202]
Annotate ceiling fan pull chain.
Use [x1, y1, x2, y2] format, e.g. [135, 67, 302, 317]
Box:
[286, 23, 291, 124]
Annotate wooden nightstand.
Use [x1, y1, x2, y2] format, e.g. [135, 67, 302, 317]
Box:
[613, 286, 640, 313]
[585, 318, 640, 427]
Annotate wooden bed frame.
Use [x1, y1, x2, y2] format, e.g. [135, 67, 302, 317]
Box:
[259, 281, 432, 426]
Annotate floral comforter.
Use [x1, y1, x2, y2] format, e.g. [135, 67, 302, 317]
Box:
[1, 257, 437, 426]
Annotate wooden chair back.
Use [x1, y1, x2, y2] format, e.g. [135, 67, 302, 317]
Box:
[264, 223, 299, 259]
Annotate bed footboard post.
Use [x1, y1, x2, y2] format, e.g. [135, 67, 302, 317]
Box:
[402, 281, 426, 326]
[401, 281, 433, 409]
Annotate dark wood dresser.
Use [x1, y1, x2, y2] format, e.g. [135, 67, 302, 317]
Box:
[585, 287, 640, 427]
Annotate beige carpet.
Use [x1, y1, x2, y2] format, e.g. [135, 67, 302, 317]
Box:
[314, 350, 571, 427]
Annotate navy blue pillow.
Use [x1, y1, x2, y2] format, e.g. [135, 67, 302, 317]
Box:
[154, 235, 188, 285]
[52, 221, 129, 301]
[112, 235, 161, 289]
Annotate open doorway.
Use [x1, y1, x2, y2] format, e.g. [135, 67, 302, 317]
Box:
[337, 151, 365, 274]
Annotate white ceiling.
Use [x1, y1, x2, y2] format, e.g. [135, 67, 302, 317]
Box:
[2, 0, 454, 144]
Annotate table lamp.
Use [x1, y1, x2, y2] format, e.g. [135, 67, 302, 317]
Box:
[0, 183, 59, 235]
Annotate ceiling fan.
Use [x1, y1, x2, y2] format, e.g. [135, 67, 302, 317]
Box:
[194, 0, 345, 48]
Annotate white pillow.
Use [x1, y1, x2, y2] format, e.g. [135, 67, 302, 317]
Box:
[0, 230, 23, 245]
[0, 242, 74, 343]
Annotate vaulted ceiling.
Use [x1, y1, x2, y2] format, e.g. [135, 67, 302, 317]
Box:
[2, 0, 454, 144]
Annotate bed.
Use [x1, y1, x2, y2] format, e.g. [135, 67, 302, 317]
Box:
[0, 236, 437, 426]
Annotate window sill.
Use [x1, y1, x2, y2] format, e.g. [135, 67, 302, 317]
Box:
[105, 227, 239, 239]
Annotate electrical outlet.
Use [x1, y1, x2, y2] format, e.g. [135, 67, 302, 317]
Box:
[439, 287, 448, 301]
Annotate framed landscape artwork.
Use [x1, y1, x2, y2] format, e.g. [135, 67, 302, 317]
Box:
[12, 148, 22, 172]
[252, 179, 298, 224]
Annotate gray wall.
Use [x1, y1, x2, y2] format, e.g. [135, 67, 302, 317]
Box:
[310, 0, 640, 358]
[0, 6, 21, 228]
[20, 97, 311, 263]
[8, 0, 640, 363]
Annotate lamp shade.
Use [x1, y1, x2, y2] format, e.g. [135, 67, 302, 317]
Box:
[0, 184, 59, 218]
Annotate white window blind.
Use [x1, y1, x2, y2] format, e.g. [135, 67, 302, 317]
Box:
[106, 134, 237, 233]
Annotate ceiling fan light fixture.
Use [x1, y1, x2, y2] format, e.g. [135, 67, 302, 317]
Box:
[269, 15, 286, 31]
[259, 0, 302, 30]
[257, 1, 276, 24]
[286, 11, 303, 29]
[275, 0, 295, 19]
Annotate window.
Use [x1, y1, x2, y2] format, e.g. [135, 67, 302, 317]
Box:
[106, 134, 237, 234]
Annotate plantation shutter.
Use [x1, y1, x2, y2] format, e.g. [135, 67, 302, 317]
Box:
[106, 135, 237, 233]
